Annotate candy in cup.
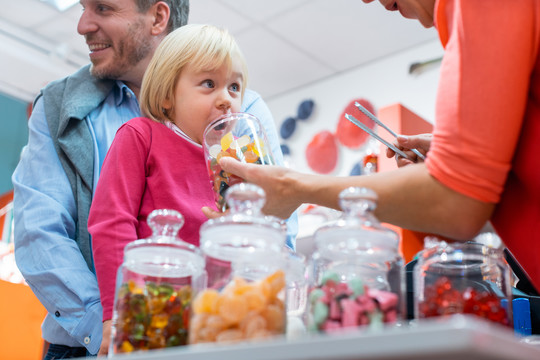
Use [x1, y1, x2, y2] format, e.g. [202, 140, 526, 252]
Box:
[203, 113, 275, 212]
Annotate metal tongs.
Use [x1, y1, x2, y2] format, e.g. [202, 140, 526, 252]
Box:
[345, 102, 426, 162]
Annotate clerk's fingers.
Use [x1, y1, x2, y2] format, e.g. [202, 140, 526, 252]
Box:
[218, 157, 252, 180]
[396, 134, 432, 155]
[395, 153, 415, 168]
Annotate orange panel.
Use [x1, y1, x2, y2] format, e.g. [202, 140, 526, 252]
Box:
[0, 280, 46, 360]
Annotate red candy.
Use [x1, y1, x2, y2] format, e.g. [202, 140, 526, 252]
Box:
[418, 277, 509, 326]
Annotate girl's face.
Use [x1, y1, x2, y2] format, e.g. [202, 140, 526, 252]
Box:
[362, 0, 436, 28]
[166, 55, 245, 144]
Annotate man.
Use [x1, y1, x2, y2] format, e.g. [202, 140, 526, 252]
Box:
[12, 0, 295, 358]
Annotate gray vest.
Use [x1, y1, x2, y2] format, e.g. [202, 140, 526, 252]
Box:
[40, 65, 115, 272]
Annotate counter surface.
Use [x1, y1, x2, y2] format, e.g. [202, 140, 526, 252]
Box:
[106, 315, 540, 360]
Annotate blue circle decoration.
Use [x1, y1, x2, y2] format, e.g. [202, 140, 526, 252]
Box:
[349, 162, 362, 176]
[297, 99, 315, 120]
[280, 116, 297, 139]
[280, 144, 291, 156]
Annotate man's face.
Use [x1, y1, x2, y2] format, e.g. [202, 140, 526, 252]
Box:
[77, 0, 154, 81]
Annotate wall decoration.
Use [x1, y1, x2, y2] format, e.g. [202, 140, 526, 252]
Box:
[279, 99, 316, 143]
[297, 99, 315, 121]
[335, 98, 376, 149]
[280, 116, 297, 140]
[305, 130, 338, 174]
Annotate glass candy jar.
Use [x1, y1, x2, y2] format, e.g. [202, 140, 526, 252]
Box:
[110, 209, 206, 355]
[414, 242, 512, 326]
[308, 187, 404, 333]
[203, 112, 275, 212]
[191, 183, 287, 344]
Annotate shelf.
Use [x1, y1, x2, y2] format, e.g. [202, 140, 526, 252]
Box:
[106, 315, 540, 360]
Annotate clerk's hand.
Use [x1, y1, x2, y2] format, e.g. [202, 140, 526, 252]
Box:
[386, 133, 432, 167]
[98, 320, 112, 357]
[215, 157, 301, 219]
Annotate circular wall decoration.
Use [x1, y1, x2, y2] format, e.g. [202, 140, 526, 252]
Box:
[335, 98, 376, 149]
[305, 130, 339, 174]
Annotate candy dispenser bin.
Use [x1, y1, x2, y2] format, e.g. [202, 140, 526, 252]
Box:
[307, 187, 405, 333]
[414, 242, 512, 327]
[109, 209, 206, 355]
[192, 183, 288, 344]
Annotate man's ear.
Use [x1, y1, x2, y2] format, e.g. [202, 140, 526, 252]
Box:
[150, 1, 170, 36]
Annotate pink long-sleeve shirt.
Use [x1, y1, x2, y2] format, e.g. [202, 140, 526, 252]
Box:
[88, 117, 216, 320]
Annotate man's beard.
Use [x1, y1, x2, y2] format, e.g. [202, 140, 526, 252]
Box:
[90, 20, 152, 81]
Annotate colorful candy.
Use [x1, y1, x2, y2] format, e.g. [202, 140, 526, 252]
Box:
[418, 276, 509, 326]
[112, 280, 192, 353]
[189, 270, 286, 344]
[207, 131, 272, 211]
[308, 272, 399, 333]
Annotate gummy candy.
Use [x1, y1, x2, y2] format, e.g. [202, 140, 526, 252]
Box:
[308, 271, 399, 333]
[207, 131, 272, 211]
[111, 280, 192, 354]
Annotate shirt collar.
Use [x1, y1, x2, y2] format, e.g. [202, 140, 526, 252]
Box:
[114, 81, 136, 106]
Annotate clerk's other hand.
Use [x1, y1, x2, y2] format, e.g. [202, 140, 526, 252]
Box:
[386, 133, 432, 167]
[98, 320, 112, 357]
[217, 157, 300, 219]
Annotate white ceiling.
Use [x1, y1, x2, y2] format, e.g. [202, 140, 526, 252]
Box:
[0, 0, 438, 103]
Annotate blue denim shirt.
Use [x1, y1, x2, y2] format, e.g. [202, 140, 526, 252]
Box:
[12, 81, 297, 354]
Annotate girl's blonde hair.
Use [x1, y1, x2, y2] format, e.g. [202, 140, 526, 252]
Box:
[140, 24, 248, 123]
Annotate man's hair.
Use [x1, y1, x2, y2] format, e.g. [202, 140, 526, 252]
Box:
[140, 24, 248, 124]
[136, 0, 190, 32]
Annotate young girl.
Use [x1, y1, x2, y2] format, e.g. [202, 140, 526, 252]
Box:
[87, 23, 248, 343]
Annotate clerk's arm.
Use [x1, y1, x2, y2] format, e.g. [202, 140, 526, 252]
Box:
[217, 158, 494, 241]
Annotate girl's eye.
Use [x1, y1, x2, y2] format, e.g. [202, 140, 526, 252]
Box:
[230, 83, 240, 92]
[202, 80, 215, 88]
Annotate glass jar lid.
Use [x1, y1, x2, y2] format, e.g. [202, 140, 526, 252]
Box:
[200, 183, 285, 262]
[124, 209, 204, 278]
[313, 187, 399, 262]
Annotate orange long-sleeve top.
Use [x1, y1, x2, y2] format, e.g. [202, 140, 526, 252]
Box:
[426, 0, 540, 291]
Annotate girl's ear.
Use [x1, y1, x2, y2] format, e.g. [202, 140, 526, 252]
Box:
[162, 98, 172, 110]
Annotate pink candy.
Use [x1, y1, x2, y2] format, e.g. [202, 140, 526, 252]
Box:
[310, 277, 400, 332]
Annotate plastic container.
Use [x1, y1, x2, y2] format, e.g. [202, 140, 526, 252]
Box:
[414, 242, 512, 327]
[307, 187, 404, 333]
[191, 183, 287, 344]
[203, 112, 275, 211]
[109, 209, 206, 355]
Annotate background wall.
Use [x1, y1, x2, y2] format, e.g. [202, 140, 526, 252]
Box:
[266, 39, 443, 177]
[0, 39, 444, 195]
[0, 93, 28, 195]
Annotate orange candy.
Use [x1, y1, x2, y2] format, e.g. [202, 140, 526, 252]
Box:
[217, 294, 248, 324]
[189, 270, 286, 345]
[193, 289, 219, 314]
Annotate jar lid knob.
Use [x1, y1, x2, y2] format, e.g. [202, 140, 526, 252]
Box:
[147, 209, 185, 237]
[225, 183, 266, 215]
[339, 187, 377, 214]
